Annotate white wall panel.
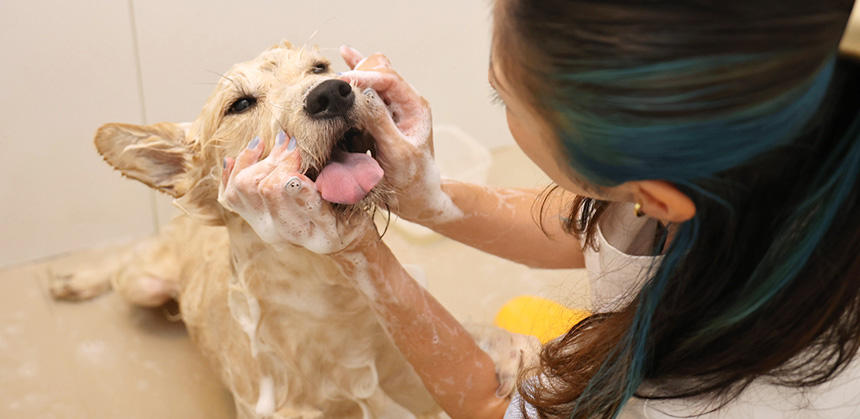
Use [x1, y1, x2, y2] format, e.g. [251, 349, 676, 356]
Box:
[0, 0, 156, 266]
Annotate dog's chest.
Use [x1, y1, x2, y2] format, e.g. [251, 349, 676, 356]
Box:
[172, 220, 413, 417]
[214, 236, 390, 412]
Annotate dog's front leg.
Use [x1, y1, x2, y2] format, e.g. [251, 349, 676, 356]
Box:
[49, 255, 122, 301]
[464, 324, 541, 400]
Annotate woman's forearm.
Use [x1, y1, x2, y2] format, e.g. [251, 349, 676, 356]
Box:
[335, 241, 510, 419]
[413, 180, 585, 269]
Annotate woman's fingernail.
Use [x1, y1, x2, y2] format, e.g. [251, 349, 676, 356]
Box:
[276, 130, 286, 145]
[248, 136, 260, 149]
[288, 137, 297, 151]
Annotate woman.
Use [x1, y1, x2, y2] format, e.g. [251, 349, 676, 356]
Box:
[220, 0, 860, 417]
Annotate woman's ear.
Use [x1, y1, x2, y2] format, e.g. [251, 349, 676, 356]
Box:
[628, 180, 696, 223]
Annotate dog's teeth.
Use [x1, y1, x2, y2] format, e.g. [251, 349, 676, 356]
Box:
[366, 150, 372, 156]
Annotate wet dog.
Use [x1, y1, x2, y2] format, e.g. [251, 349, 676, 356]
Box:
[55, 41, 440, 418]
[52, 41, 535, 418]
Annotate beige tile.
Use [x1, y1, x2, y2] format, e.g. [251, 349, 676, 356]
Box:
[0, 247, 233, 419]
[0, 0, 158, 266]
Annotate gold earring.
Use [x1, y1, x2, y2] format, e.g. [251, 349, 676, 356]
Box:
[634, 202, 645, 218]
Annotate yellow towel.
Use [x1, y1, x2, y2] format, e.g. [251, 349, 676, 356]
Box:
[494, 296, 591, 344]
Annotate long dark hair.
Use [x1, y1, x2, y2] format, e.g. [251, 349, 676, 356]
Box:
[495, 1, 860, 417]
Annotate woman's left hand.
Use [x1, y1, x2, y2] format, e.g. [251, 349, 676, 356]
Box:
[218, 132, 377, 254]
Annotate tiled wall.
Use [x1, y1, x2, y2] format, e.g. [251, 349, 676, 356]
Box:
[0, 0, 513, 267]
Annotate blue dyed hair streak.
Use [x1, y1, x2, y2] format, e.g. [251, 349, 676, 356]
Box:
[567, 54, 859, 418]
[554, 56, 836, 188]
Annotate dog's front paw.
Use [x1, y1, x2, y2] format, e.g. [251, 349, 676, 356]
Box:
[465, 324, 541, 399]
[48, 269, 112, 301]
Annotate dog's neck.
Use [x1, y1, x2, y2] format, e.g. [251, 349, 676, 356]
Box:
[215, 216, 397, 415]
[222, 216, 358, 309]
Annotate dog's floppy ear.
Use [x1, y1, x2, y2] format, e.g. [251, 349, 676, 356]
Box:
[95, 122, 195, 197]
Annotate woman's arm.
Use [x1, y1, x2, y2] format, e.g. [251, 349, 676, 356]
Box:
[337, 50, 584, 269]
[335, 240, 511, 419]
[417, 180, 585, 269]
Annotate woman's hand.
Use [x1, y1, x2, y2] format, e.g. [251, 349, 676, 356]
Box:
[218, 132, 377, 255]
[339, 46, 463, 225]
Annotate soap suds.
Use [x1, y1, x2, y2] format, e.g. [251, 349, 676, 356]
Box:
[75, 340, 107, 365]
[490, 188, 532, 211]
[17, 362, 38, 378]
[137, 379, 150, 391]
[344, 252, 378, 302]
[418, 166, 464, 224]
[229, 285, 262, 357]
[231, 196, 357, 255]
[255, 375, 276, 416]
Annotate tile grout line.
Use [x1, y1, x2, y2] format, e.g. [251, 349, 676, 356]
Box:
[126, 0, 161, 234]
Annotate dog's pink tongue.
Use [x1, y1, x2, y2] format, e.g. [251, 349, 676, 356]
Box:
[316, 150, 384, 205]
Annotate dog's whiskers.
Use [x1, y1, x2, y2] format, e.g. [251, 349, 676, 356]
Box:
[305, 30, 320, 45]
[303, 16, 335, 46]
[205, 70, 249, 96]
[267, 102, 288, 111]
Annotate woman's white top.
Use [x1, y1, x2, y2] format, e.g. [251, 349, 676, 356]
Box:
[505, 203, 860, 418]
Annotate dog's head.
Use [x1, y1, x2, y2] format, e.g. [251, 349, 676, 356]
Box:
[96, 41, 386, 224]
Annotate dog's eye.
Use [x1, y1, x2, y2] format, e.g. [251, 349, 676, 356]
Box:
[311, 62, 329, 74]
[227, 97, 257, 115]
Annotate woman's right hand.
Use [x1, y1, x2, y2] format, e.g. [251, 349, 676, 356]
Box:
[339, 46, 463, 225]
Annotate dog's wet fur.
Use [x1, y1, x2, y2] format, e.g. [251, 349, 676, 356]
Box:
[53, 42, 440, 418]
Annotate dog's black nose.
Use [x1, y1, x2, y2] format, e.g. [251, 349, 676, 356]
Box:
[304, 79, 355, 119]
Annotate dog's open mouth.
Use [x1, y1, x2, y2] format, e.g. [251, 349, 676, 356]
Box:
[309, 127, 384, 206]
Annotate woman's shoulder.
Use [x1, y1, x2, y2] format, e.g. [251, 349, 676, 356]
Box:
[632, 356, 860, 418]
[503, 392, 534, 419]
[507, 354, 860, 418]
[585, 202, 664, 312]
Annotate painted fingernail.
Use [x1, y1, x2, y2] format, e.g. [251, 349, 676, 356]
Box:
[248, 136, 261, 149]
[276, 130, 286, 145]
[287, 137, 297, 151]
